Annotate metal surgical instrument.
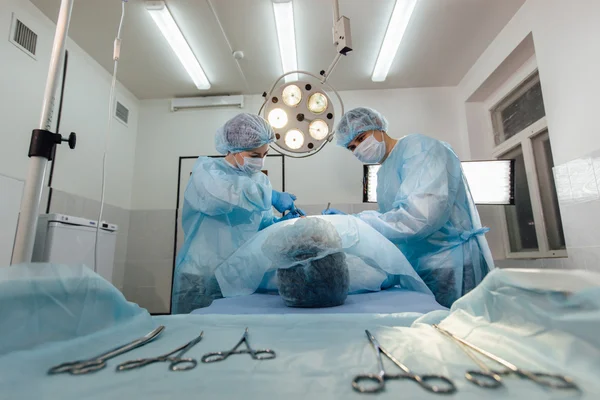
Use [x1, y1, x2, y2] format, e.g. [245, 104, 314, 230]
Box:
[48, 325, 165, 375]
[352, 330, 457, 394]
[201, 327, 275, 363]
[432, 325, 579, 391]
[116, 331, 204, 372]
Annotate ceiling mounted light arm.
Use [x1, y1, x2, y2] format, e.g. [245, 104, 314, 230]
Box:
[145, 0, 211, 90]
[372, 0, 418, 82]
[262, 0, 351, 158]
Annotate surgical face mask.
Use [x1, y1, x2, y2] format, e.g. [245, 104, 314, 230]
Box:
[234, 154, 265, 174]
[353, 132, 386, 164]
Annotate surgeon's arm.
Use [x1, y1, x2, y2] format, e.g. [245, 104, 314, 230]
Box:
[356, 137, 460, 242]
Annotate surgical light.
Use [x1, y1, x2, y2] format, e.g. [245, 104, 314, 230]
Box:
[268, 108, 288, 129]
[462, 160, 515, 205]
[308, 93, 328, 114]
[285, 129, 305, 150]
[145, 1, 211, 90]
[272, 0, 298, 83]
[259, 0, 351, 157]
[372, 0, 418, 83]
[282, 84, 302, 106]
[309, 119, 329, 140]
[263, 80, 336, 155]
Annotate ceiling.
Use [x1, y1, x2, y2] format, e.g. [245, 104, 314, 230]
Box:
[30, 0, 525, 99]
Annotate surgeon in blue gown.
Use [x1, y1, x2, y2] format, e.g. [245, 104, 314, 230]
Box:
[172, 113, 300, 314]
[323, 107, 494, 307]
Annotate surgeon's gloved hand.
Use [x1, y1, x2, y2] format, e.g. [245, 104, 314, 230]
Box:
[321, 208, 346, 215]
[272, 190, 297, 213]
[275, 208, 306, 223]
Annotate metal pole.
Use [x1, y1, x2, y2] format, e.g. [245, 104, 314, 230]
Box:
[332, 0, 340, 24]
[321, 53, 342, 83]
[12, 0, 74, 265]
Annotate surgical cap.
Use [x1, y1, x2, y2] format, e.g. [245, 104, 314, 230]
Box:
[215, 113, 275, 154]
[335, 107, 389, 148]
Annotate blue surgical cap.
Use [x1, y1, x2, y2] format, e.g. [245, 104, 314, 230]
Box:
[335, 107, 389, 148]
[215, 113, 275, 154]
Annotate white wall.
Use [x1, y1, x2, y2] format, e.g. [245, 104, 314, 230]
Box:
[131, 87, 464, 210]
[456, 0, 600, 271]
[0, 0, 139, 210]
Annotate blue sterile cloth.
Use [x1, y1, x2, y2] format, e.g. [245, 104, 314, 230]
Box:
[191, 288, 446, 315]
[215, 215, 432, 299]
[1, 264, 599, 399]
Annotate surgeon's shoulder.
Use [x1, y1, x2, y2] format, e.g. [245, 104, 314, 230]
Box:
[192, 156, 226, 172]
[401, 133, 447, 152]
[251, 170, 272, 187]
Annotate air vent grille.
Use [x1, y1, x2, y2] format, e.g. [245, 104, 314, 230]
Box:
[115, 101, 129, 125]
[11, 17, 37, 57]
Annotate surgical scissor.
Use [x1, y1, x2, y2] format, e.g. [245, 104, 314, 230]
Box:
[352, 330, 457, 394]
[116, 331, 204, 372]
[48, 325, 165, 375]
[432, 325, 579, 391]
[201, 327, 276, 363]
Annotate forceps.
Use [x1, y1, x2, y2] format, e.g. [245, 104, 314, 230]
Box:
[432, 325, 579, 391]
[291, 204, 305, 217]
[48, 326, 165, 375]
[201, 327, 276, 363]
[116, 331, 204, 372]
[352, 330, 457, 394]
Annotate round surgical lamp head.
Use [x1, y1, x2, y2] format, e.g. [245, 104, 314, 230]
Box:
[309, 119, 329, 140]
[268, 108, 288, 129]
[263, 80, 336, 156]
[285, 129, 305, 150]
[282, 84, 302, 107]
[307, 93, 328, 114]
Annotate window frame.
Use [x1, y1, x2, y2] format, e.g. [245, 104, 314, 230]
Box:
[484, 60, 567, 259]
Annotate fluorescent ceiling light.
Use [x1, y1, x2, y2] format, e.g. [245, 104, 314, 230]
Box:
[146, 1, 210, 90]
[372, 0, 418, 82]
[272, 0, 298, 82]
[462, 160, 514, 205]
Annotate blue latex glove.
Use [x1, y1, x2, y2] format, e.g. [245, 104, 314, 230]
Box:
[272, 190, 297, 213]
[321, 208, 346, 215]
[275, 209, 303, 223]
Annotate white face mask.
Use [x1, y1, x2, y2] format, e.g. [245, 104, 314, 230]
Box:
[235, 155, 265, 174]
[353, 132, 386, 164]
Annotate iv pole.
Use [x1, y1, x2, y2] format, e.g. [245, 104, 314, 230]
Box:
[12, 0, 75, 265]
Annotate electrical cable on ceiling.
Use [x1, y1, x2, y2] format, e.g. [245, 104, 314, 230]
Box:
[94, 0, 127, 273]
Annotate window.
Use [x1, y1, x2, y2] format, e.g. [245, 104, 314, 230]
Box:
[491, 72, 566, 258]
[363, 161, 515, 205]
[363, 165, 380, 203]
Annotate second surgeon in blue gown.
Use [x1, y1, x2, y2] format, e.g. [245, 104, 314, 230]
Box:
[323, 107, 494, 307]
[172, 114, 301, 314]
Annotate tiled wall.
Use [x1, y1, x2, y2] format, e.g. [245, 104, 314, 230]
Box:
[124, 209, 175, 314]
[553, 151, 600, 274]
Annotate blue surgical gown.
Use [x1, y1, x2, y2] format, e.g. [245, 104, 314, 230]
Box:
[356, 134, 494, 307]
[172, 157, 276, 314]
